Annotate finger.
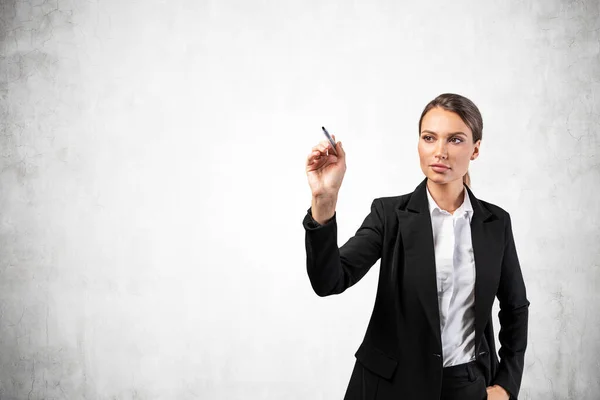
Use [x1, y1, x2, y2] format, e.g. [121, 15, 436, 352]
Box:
[316, 154, 338, 165]
[308, 154, 338, 170]
[308, 140, 337, 164]
[313, 141, 330, 150]
[335, 140, 344, 157]
[310, 145, 328, 159]
[307, 154, 322, 167]
[313, 141, 331, 154]
[310, 150, 338, 164]
[307, 149, 322, 165]
[308, 149, 320, 158]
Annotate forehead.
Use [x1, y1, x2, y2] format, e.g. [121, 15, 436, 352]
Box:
[421, 107, 472, 136]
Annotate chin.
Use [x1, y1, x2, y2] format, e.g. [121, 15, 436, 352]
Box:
[425, 173, 458, 184]
[428, 176, 448, 184]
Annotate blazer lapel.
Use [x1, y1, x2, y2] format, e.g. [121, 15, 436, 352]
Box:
[395, 177, 504, 355]
[466, 184, 503, 354]
[395, 178, 441, 350]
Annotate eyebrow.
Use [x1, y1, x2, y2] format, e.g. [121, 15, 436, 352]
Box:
[421, 130, 468, 137]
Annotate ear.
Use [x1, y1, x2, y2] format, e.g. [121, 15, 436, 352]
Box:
[471, 140, 481, 160]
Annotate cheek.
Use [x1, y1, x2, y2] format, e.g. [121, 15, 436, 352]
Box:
[454, 148, 471, 161]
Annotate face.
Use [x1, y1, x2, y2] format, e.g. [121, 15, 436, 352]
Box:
[418, 107, 480, 185]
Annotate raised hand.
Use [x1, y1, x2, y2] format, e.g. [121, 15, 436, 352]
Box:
[305, 134, 346, 199]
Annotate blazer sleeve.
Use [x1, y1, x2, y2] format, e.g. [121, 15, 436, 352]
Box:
[302, 198, 384, 296]
[491, 212, 530, 399]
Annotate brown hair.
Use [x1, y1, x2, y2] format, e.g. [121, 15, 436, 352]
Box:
[418, 93, 483, 188]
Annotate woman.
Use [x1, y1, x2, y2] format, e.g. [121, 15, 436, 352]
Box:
[302, 93, 529, 400]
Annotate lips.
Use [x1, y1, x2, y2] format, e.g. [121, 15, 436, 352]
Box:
[431, 164, 450, 173]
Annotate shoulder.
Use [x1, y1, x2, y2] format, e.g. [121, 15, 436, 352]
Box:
[372, 190, 512, 223]
[477, 199, 517, 231]
[372, 193, 411, 210]
[474, 199, 515, 237]
[368, 192, 413, 218]
[478, 198, 510, 218]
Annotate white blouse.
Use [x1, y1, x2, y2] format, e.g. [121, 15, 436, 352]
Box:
[425, 185, 476, 368]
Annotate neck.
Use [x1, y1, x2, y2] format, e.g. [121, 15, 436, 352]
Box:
[426, 178, 466, 214]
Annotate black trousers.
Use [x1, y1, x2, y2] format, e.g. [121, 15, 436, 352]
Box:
[440, 361, 488, 400]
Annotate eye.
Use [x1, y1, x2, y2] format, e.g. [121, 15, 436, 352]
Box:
[423, 135, 433, 141]
[450, 137, 464, 143]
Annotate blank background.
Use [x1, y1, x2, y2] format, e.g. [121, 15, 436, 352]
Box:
[0, 0, 598, 398]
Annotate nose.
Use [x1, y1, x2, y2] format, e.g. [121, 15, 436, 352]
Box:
[434, 140, 448, 159]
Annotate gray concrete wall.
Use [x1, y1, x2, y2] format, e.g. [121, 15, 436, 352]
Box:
[0, 0, 598, 398]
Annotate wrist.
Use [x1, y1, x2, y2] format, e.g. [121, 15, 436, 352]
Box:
[312, 193, 338, 205]
[311, 194, 337, 225]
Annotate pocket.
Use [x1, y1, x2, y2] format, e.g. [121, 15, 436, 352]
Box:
[475, 370, 488, 400]
[359, 363, 380, 400]
[481, 380, 489, 400]
[473, 363, 487, 400]
[474, 356, 492, 388]
[354, 341, 399, 380]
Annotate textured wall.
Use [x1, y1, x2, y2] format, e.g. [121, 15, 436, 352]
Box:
[0, 0, 598, 399]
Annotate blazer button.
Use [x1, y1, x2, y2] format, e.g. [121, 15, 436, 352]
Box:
[432, 353, 441, 358]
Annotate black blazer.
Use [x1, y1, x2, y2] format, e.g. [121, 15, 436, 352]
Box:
[303, 177, 529, 400]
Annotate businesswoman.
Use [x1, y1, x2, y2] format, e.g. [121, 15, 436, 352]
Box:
[302, 93, 529, 400]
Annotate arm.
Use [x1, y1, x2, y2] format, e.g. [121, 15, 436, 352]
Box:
[491, 213, 530, 399]
[302, 198, 384, 296]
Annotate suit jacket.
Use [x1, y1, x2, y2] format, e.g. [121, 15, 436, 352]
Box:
[303, 177, 529, 400]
